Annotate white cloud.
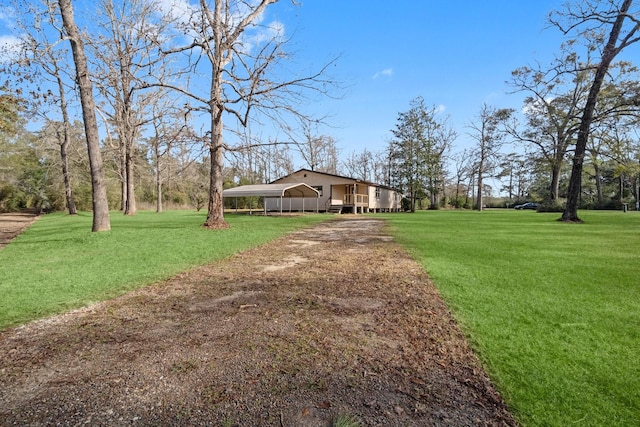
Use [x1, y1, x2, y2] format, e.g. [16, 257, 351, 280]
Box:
[155, 0, 195, 22]
[0, 6, 20, 64]
[152, 0, 284, 54]
[521, 96, 553, 115]
[243, 19, 286, 50]
[0, 34, 21, 64]
[373, 68, 393, 79]
[435, 104, 446, 114]
[0, 6, 16, 27]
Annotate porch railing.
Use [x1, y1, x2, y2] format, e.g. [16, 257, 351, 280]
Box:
[344, 193, 368, 206]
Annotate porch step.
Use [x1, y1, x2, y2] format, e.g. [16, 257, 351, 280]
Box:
[328, 204, 342, 214]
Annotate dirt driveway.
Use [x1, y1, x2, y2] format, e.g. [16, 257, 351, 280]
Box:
[0, 217, 516, 426]
[0, 210, 39, 250]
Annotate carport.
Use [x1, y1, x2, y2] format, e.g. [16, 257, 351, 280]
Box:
[222, 183, 320, 215]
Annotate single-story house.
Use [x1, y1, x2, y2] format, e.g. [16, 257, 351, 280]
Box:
[266, 169, 403, 213]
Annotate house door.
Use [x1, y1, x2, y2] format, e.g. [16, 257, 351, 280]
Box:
[345, 184, 355, 205]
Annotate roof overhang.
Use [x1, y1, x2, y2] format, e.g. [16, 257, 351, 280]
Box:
[222, 183, 319, 198]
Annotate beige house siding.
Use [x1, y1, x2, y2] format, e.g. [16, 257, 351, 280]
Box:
[372, 186, 403, 212]
[266, 169, 402, 213]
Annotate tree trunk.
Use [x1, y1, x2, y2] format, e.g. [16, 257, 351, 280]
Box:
[562, 0, 632, 222]
[155, 145, 163, 213]
[204, 96, 228, 228]
[55, 68, 77, 215]
[476, 170, 484, 211]
[60, 137, 77, 215]
[634, 175, 640, 211]
[508, 168, 514, 202]
[120, 141, 127, 211]
[468, 174, 474, 208]
[594, 162, 603, 206]
[205, 140, 228, 228]
[619, 174, 624, 204]
[203, 0, 229, 229]
[59, 0, 110, 232]
[156, 174, 163, 213]
[550, 161, 561, 203]
[124, 147, 137, 215]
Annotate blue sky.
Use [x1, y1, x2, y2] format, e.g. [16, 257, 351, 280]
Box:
[0, 0, 578, 157]
[270, 0, 565, 155]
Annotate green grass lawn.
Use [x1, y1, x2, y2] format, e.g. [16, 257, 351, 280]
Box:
[2, 208, 638, 425]
[0, 210, 327, 330]
[383, 210, 640, 427]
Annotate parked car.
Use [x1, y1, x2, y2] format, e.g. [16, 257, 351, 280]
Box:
[514, 202, 538, 210]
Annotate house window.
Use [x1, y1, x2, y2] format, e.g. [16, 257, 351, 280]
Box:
[312, 185, 323, 197]
[375, 187, 381, 199]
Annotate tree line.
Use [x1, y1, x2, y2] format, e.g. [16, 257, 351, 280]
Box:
[1, 0, 639, 228]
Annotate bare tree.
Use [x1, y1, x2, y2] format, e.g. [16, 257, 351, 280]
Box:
[58, 0, 110, 231]
[151, 0, 338, 228]
[497, 152, 532, 204]
[47, 63, 77, 215]
[509, 47, 589, 203]
[227, 130, 266, 184]
[343, 149, 374, 181]
[510, 42, 640, 205]
[92, 0, 170, 216]
[551, 0, 640, 222]
[5, 0, 80, 214]
[257, 141, 294, 183]
[424, 114, 456, 208]
[343, 148, 392, 185]
[146, 95, 197, 213]
[286, 117, 340, 174]
[450, 149, 473, 208]
[467, 104, 513, 211]
[371, 149, 392, 186]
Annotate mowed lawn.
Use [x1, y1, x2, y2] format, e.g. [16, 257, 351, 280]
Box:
[0, 210, 327, 330]
[384, 210, 640, 427]
[2, 209, 639, 426]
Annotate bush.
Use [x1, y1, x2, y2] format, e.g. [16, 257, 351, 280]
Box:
[536, 202, 564, 213]
[593, 199, 624, 210]
[0, 184, 26, 212]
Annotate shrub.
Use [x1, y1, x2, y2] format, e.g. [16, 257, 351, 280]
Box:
[595, 199, 624, 210]
[536, 201, 564, 212]
[0, 184, 26, 212]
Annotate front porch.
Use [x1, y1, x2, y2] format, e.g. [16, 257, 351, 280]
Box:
[342, 193, 369, 213]
[328, 184, 369, 214]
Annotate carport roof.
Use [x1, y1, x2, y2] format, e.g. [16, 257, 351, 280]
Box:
[222, 183, 319, 198]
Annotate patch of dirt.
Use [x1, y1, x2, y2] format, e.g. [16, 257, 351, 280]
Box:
[0, 217, 517, 426]
[0, 210, 39, 250]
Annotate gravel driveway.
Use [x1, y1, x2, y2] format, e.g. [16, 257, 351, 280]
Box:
[0, 216, 516, 426]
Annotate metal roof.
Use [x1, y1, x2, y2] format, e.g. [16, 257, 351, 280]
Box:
[222, 183, 319, 198]
[271, 168, 400, 192]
